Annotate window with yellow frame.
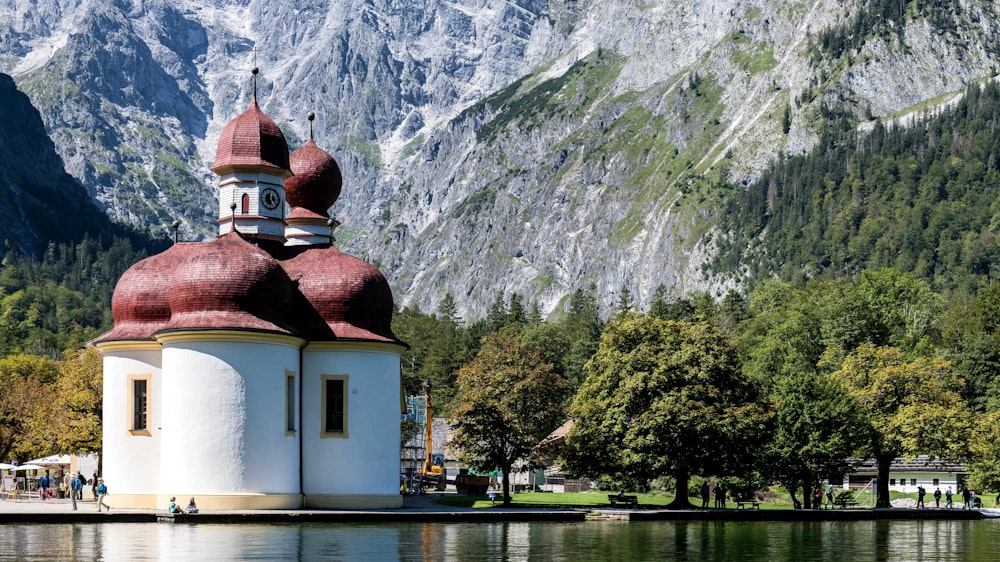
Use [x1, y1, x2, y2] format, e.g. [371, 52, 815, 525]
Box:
[127, 374, 151, 436]
[320, 374, 348, 438]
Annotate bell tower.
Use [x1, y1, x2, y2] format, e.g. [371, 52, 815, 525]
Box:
[210, 68, 290, 242]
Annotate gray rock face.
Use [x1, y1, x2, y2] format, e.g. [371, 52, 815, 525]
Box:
[3, 0, 1000, 318]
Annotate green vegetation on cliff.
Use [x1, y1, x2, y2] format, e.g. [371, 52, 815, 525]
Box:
[714, 81, 1000, 295]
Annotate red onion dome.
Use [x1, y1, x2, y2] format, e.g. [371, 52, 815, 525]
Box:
[211, 97, 290, 175]
[99, 245, 194, 341]
[283, 245, 400, 343]
[159, 233, 297, 335]
[285, 139, 342, 214]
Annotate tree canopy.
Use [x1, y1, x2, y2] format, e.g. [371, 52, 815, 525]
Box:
[830, 344, 974, 506]
[563, 314, 765, 507]
[448, 329, 569, 505]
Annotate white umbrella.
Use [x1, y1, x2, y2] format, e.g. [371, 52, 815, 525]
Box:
[0, 463, 15, 470]
[25, 455, 71, 466]
[11, 464, 46, 471]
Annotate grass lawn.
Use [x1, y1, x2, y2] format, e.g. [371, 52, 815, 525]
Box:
[436, 491, 673, 509]
[430, 487, 990, 510]
[433, 490, 794, 509]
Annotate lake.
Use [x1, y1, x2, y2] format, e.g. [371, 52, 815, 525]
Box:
[2, 519, 997, 560]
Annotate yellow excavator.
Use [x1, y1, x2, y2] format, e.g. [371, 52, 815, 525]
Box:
[418, 381, 446, 491]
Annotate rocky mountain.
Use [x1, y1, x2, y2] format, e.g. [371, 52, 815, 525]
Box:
[2, 0, 999, 318]
[0, 72, 117, 256]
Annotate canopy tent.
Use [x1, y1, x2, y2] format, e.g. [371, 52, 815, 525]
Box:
[25, 455, 71, 466]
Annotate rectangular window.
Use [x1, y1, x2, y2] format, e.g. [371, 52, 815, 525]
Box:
[127, 375, 151, 436]
[911, 478, 917, 486]
[285, 371, 296, 434]
[933, 478, 940, 486]
[889, 479, 896, 486]
[321, 375, 348, 438]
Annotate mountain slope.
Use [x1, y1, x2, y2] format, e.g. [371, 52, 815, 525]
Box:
[3, 0, 1000, 317]
[0, 72, 118, 257]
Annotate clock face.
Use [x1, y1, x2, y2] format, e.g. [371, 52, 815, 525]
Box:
[260, 187, 280, 211]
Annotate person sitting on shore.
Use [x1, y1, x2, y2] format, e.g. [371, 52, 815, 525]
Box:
[168, 496, 183, 514]
[186, 497, 199, 514]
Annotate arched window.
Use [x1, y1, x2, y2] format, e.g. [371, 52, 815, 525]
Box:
[241, 193, 250, 214]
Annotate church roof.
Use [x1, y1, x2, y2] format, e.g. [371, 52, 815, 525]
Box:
[158, 233, 297, 335]
[283, 245, 400, 343]
[211, 97, 291, 175]
[103, 245, 189, 340]
[286, 138, 341, 214]
[98, 93, 402, 347]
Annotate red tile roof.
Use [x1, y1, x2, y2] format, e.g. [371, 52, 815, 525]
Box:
[283, 245, 399, 343]
[158, 233, 296, 335]
[211, 97, 291, 174]
[285, 138, 342, 214]
[103, 245, 189, 340]
[99, 237, 400, 344]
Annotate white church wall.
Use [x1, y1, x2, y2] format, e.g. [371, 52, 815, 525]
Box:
[301, 344, 401, 507]
[159, 335, 301, 500]
[101, 347, 162, 498]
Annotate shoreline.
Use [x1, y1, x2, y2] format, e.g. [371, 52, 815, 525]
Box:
[0, 495, 992, 524]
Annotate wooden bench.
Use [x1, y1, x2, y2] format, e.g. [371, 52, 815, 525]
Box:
[735, 498, 760, 510]
[608, 494, 639, 508]
[833, 492, 859, 509]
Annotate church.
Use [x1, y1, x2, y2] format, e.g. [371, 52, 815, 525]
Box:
[94, 83, 405, 510]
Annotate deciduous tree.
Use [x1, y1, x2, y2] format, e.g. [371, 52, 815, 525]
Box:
[563, 315, 765, 508]
[0, 354, 60, 462]
[54, 348, 103, 457]
[741, 279, 867, 508]
[449, 329, 569, 505]
[830, 344, 974, 507]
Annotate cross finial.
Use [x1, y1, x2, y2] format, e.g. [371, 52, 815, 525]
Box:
[251, 46, 260, 98]
[308, 112, 316, 140]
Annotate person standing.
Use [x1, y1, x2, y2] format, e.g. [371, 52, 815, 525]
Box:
[826, 484, 834, 508]
[962, 487, 971, 510]
[39, 470, 50, 500]
[714, 484, 726, 509]
[945, 487, 953, 508]
[69, 473, 82, 510]
[917, 485, 926, 508]
[701, 481, 710, 508]
[91, 471, 99, 499]
[933, 487, 942, 508]
[76, 471, 86, 501]
[96, 478, 110, 512]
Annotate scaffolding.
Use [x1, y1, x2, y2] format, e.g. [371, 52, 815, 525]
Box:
[400, 395, 427, 494]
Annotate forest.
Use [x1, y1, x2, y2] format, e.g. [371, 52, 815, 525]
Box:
[714, 81, 1000, 295]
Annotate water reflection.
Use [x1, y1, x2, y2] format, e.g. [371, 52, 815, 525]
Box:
[0, 519, 997, 561]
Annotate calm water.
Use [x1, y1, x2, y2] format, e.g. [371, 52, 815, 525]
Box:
[1, 520, 997, 561]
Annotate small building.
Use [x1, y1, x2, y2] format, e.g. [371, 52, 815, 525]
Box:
[531, 420, 590, 493]
[843, 456, 967, 493]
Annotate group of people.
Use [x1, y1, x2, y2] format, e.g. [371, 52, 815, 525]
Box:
[66, 471, 108, 511]
[919, 485, 983, 509]
[20, 467, 201, 514]
[168, 497, 199, 514]
[700, 481, 728, 508]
